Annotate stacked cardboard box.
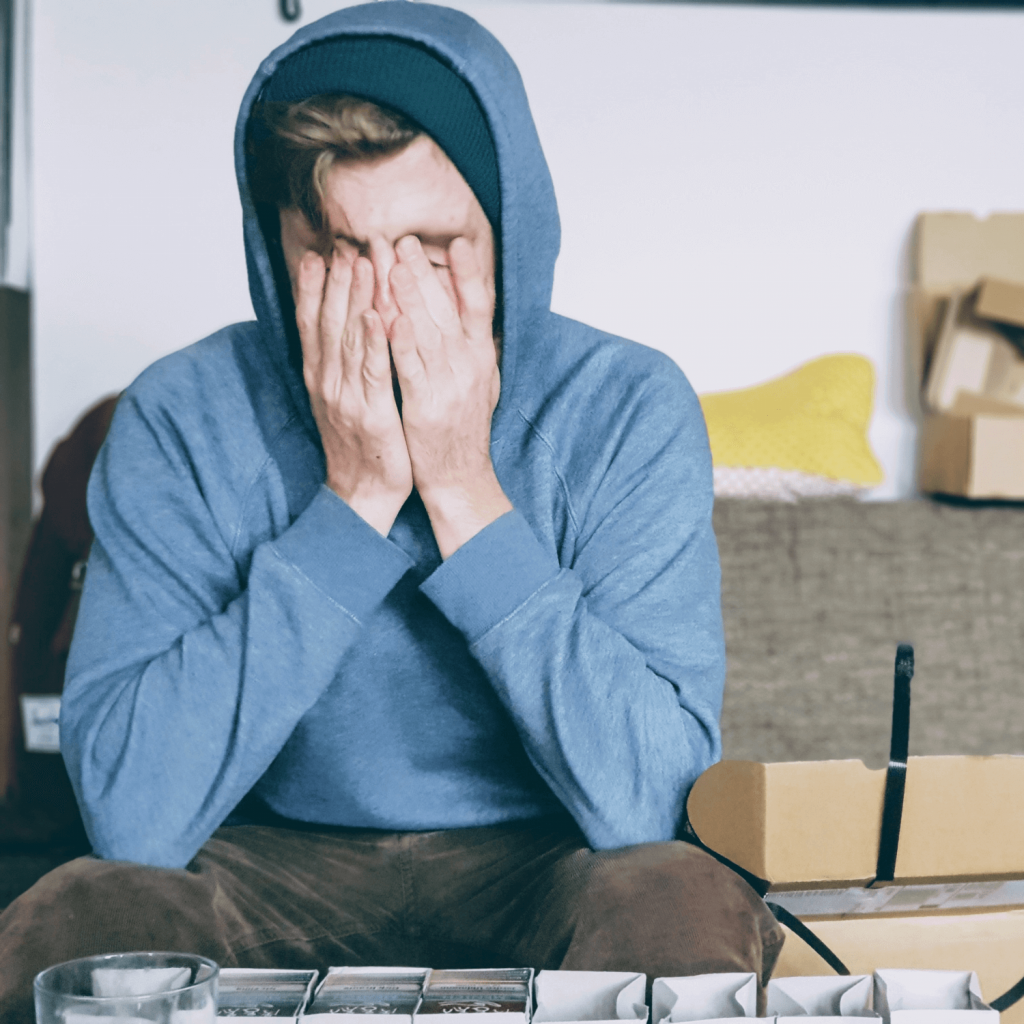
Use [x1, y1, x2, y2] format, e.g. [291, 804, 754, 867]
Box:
[908, 213, 1024, 498]
[686, 757, 1024, 1024]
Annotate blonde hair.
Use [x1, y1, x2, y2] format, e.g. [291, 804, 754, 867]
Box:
[248, 94, 421, 234]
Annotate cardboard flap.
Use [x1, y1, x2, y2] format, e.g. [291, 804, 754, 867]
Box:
[687, 756, 1024, 886]
[533, 971, 647, 1024]
[687, 760, 883, 886]
[976, 278, 1024, 330]
[651, 974, 757, 1023]
[768, 976, 874, 1017]
[915, 213, 1024, 291]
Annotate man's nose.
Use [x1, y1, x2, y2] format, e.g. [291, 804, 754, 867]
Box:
[369, 240, 399, 332]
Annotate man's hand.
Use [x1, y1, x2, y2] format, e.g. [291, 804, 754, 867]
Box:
[389, 235, 513, 559]
[295, 248, 413, 538]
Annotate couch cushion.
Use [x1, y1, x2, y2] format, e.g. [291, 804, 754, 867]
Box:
[714, 498, 1024, 765]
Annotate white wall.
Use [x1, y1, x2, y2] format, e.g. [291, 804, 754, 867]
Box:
[31, 0, 1024, 498]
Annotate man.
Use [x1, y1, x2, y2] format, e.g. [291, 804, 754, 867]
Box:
[0, 4, 783, 1020]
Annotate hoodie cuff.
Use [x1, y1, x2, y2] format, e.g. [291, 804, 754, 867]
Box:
[273, 485, 414, 623]
[419, 510, 559, 644]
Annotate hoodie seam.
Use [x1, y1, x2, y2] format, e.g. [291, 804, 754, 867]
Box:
[229, 413, 302, 562]
[267, 544, 362, 627]
[468, 570, 563, 649]
[514, 408, 581, 536]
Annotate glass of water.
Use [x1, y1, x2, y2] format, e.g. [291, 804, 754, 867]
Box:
[34, 951, 218, 1023]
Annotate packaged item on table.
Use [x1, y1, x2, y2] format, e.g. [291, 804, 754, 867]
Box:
[873, 970, 997, 1024]
[767, 975, 877, 1023]
[216, 968, 317, 1019]
[533, 970, 647, 1024]
[417, 968, 534, 1023]
[305, 968, 428, 1022]
[651, 973, 757, 1024]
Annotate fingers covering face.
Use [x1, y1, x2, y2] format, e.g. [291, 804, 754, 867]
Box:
[448, 236, 494, 343]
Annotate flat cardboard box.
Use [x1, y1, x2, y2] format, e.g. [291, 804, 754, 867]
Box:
[774, 914, 1024, 1024]
[918, 412, 1024, 499]
[686, 756, 1024, 888]
[906, 213, 1024, 393]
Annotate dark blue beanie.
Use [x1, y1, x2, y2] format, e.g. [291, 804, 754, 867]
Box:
[262, 36, 500, 230]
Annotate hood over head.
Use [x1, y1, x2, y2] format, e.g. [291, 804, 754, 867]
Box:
[235, 1, 561, 442]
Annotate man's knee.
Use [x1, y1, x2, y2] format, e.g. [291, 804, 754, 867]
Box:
[564, 840, 785, 985]
[1, 853, 229, 984]
[0, 856, 213, 1024]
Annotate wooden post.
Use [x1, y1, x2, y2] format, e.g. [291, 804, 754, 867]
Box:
[0, 284, 30, 799]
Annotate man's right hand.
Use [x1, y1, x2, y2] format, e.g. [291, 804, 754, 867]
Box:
[294, 249, 413, 538]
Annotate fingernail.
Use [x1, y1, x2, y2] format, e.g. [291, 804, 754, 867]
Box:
[397, 236, 419, 258]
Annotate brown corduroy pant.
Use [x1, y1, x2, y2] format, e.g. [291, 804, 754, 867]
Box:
[0, 816, 784, 1023]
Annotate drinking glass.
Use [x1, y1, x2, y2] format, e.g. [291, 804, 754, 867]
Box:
[34, 951, 218, 1024]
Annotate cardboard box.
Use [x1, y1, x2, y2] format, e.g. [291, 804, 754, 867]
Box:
[533, 971, 647, 1024]
[908, 213, 1024, 497]
[908, 214, 1024, 383]
[918, 412, 1024, 499]
[217, 968, 317, 1019]
[686, 756, 1024, 889]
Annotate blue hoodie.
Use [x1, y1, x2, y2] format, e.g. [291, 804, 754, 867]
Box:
[61, 2, 725, 870]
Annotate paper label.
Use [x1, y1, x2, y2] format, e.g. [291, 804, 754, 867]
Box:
[768, 879, 1024, 918]
[20, 694, 61, 753]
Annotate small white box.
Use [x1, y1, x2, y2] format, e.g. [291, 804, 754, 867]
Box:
[533, 970, 648, 1024]
[305, 967, 428, 1023]
[417, 968, 533, 1024]
[217, 968, 317, 1019]
[652, 973, 757, 1024]
[768, 975, 877, 1024]
[873, 970, 997, 1024]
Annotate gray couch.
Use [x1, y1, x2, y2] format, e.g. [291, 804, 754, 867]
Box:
[715, 497, 1024, 769]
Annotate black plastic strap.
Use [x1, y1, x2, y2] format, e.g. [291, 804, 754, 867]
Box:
[766, 902, 851, 976]
[993, 975, 1024, 1013]
[873, 643, 914, 884]
[679, 817, 771, 898]
[680, 819, 853, 977]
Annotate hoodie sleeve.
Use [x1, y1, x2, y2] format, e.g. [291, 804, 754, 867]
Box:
[419, 364, 724, 850]
[60, 387, 414, 868]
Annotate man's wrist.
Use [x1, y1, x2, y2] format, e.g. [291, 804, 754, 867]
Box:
[334, 485, 405, 538]
[420, 476, 514, 560]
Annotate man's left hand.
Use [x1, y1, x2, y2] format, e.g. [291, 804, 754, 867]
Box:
[388, 234, 513, 560]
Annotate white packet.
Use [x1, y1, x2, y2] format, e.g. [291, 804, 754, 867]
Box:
[652, 973, 757, 1024]
[874, 971, 997, 1024]
[533, 971, 647, 1024]
[90, 966, 191, 997]
[768, 976, 874, 1017]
